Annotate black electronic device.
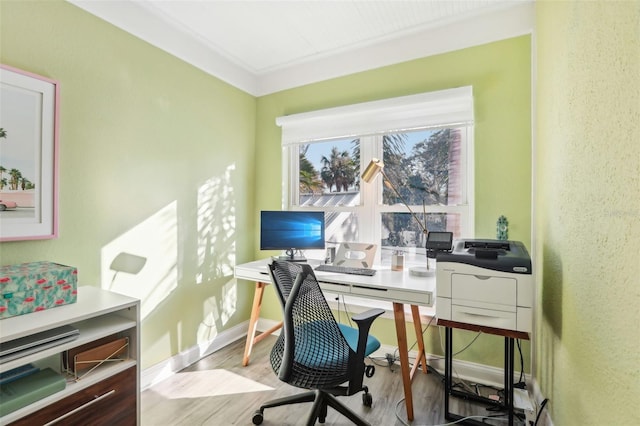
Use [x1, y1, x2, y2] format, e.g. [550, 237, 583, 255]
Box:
[437, 239, 531, 274]
[260, 210, 325, 262]
[426, 231, 453, 258]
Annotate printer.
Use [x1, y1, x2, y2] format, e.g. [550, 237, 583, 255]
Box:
[436, 239, 532, 333]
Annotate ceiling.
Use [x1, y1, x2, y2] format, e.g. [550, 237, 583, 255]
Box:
[69, 0, 533, 95]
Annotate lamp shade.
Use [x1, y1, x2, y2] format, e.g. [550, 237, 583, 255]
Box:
[361, 158, 384, 183]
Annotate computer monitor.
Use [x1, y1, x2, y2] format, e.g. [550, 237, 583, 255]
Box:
[260, 210, 325, 262]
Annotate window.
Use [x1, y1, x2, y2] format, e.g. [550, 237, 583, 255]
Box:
[277, 87, 474, 265]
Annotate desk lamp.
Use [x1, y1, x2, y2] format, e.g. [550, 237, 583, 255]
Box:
[361, 158, 432, 275]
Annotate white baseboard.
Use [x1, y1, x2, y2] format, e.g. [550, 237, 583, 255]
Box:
[141, 321, 248, 391]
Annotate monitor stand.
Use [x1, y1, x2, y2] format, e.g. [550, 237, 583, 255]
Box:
[278, 249, 306, 262]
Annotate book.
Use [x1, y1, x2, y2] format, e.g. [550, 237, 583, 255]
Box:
[0, 368, 66, 416]
[0, 364, 39, 386]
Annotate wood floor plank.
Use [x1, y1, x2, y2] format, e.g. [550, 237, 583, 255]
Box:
[142, 336, 520, 425]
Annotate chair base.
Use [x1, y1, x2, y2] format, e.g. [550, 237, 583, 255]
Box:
[253, 388, 371, 426]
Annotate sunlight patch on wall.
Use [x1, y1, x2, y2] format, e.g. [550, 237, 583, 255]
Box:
[196, 165, 237, 284]
[152, 369, 273, 399]
[220, 279, 238, 324]
[197, 279, 238, 353]
[101, 201, 178, 319]
[197, 296, 220, 344]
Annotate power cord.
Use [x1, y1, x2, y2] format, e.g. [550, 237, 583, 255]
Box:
[334, 294, 538, 424]
[533, 398, 549, 426]
[334, 295, 396, 369]
[383, 313, 436, 372]
[385, 352, 396, 369]
[394, 397, 511, 426]
[514, 338, 525, 389]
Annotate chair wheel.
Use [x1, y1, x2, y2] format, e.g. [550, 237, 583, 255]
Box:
[362, 392, 373, 407]
[252, 410, 264, 425]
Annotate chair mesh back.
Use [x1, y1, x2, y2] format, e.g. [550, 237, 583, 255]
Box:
[269, 261, 352, 390]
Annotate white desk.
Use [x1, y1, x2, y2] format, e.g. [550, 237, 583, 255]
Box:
[234, 258, 436, 422]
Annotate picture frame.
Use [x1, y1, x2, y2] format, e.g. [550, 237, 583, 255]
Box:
[0, 64, 60, 241]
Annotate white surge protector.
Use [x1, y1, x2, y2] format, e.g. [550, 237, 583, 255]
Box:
[513, 388, 536, 424]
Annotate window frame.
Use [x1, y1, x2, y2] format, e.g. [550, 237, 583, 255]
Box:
[277, 87, 475, 263]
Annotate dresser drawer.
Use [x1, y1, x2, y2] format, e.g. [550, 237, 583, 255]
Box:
[9, 366, 137, 426]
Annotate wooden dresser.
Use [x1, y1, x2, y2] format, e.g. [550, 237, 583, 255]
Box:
[0, 286, 140, 425]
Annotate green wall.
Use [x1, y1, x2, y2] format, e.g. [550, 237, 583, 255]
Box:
[1, 0, 534, 385]
[535, 2, 640, 424]
[0, 1, 257, 369]
[255, 36, 532, 369]
[5, 2, 639, 423]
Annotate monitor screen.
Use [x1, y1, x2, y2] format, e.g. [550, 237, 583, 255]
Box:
[260, 211, 325, 251]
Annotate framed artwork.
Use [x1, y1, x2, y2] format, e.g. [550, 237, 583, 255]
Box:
[0, 64, 60, 241]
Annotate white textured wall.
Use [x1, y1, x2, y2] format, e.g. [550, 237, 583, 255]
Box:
[536, 1, 640, 424]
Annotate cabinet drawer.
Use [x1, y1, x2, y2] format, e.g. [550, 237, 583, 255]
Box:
[319, 281, 351, 294]
[9, 366, 137, 426]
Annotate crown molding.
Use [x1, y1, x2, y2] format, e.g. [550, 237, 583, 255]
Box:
[67, 1, 533, 97]
[67, 0, 259, 94]
[258, 2, 534, 96]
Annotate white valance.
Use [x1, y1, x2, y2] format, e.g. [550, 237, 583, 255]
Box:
[276, 86, 473, 145]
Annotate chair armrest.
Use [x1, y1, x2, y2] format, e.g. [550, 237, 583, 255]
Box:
[345, 308, 384, 395]
[351, 308, 384, 352]
[352, 308, 385, 329]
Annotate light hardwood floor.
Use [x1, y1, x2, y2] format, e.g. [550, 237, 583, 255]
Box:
[141, 336, 520, 426]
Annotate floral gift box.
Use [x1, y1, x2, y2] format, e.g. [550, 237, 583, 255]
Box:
[0, 262, 78, 319]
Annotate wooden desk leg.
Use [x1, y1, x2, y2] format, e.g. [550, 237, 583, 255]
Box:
[242, 282, 284, 366]
[242, 282, 266, 366]
[393, 302, 414, 422]
[410, 305, 428, 376]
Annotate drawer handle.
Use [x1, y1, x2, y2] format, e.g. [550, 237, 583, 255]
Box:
[43, 389, 116, 426]
[473, 275, 491, 280]
[352, 285, 387, 292]
[461, 312, 501, 319]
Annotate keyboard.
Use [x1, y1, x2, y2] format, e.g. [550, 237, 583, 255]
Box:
[315, 264, 376, 276]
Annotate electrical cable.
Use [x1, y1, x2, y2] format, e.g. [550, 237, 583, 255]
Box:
[437, 325, 483, 358]
[337, 295, 523, 424]
[330, 274, 530, 425]
[335, 294, 392, 367]
[394, 313, 436, 368]
[515, 338, 524, 386]
[380, 312, 520, 426]
[533, 398, 548, 426]
[394, 397, 511, 426]
[366, 306, 437, 371]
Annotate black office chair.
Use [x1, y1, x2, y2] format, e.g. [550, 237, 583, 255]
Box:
[252, 260, 384, 426]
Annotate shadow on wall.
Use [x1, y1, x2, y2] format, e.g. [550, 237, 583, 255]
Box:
[538, 242, 563, 413]
[99, 165, 247, 369]
[542, 243, 563, 339]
